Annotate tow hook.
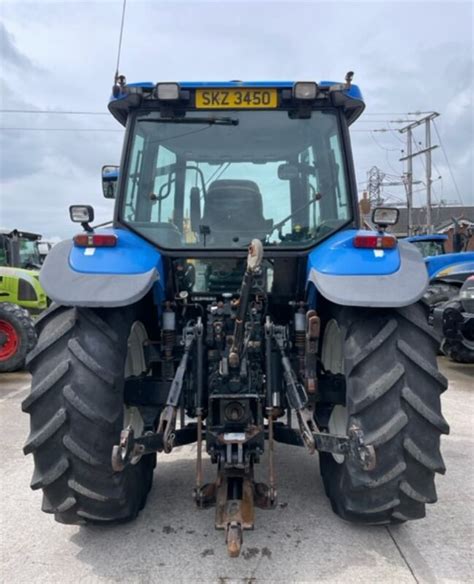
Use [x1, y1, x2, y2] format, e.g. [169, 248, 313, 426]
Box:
[348, 426, 376, 471]
[226, 521, 243, 558]
[111, 426, 145, 472]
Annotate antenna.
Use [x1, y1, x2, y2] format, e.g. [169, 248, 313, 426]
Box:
[114, 0, 128, 85]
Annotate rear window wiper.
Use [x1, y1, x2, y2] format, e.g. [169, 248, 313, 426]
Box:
[269, 193, 322, 236]
[137, 117, 239, 126]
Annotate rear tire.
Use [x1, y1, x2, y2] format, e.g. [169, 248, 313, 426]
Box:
[442, 339, 474, 363]
[423, 283, 459, 309]
[22, 304, 154, 524]
[0, 302, 37, 372]
[318, 302, 449, 524]
[440, 300, 474, 363]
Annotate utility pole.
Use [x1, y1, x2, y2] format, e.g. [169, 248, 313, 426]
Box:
[381, 173, 422, 236]
[425, 119, 433, 231]
[406, 127, 413, 235]
[363, 165, 421, 235]
[399, 113, 439, 234]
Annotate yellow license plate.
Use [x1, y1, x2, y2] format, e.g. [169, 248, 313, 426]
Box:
[195, 88, 277, 109]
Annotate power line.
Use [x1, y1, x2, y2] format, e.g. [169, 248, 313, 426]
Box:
[363, 111, 436, 116]
[0, 109, 109, 115]
[410, 132, 440, 205]
[432, 120, 464, 205]
[399, 113, 440, 232]
[0, 127, 123, 132]
[354, 119, 417, 123]
[0, 112, 422, 124]
[352, 129, 394, 133]
[386, 122, 406, 144]
[369, 132, 399, 152]
[368, 130, 405, 177]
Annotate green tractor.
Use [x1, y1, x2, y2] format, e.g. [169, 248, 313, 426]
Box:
[0, 230, 48, 372]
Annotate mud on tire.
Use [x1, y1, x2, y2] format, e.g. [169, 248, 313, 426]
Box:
[319, 302, 449, 524]
[22, 304, 155, 524]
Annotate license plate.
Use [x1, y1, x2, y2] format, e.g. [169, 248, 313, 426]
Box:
[195, 88, 277, 109]
[223, 432, 246, 442]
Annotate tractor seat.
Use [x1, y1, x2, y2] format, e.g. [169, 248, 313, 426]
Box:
[201, 180, 273, 244]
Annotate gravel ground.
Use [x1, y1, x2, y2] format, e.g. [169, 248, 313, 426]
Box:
[1, 357, 472, 583]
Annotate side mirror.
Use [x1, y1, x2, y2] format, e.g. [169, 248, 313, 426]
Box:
[278, 163, 299, 180]
[278, 162, 316, 180]
[102, 165, 119, 199]
[190, 187, 201, 232]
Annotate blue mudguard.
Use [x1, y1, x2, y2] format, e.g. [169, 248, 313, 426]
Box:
[306, 230, 428, 308]
[39, 228, 165, 307]
[425, 252, 474, 280]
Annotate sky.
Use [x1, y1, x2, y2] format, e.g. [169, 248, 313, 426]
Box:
[0, 0, 472, 241]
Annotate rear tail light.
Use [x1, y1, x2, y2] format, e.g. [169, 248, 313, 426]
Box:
[353, 234, 397, 249]
[73, 233, 117, 247]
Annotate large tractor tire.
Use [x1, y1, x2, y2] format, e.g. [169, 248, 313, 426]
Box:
[22, 304, 155, 524]
[423, 283, 459, 309]
[0, 302, 37, 373]
[318, 302, 449, 524]
[440, 299, 474, 364]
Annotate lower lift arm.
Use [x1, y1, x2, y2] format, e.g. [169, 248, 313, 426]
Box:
[112, 320, 202, 471]
[271, 323, 376, 471]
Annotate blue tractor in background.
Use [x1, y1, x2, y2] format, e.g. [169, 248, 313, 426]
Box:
[406, 231, 474, 363]
[22, 76, 449, 556]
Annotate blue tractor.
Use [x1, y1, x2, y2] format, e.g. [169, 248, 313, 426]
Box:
[22, 77, 449, 556]
[405, 233, 474, 362]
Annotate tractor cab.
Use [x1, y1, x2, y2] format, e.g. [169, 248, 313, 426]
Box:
[106, 80, 364, 254]
[0, 229, 48, 314]
[0, 229, 43, 270]
[404, 234, 447, 258]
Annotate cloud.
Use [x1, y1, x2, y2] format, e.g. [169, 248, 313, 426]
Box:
[0, 21, 35, 71]
[0, 0, 473, 243]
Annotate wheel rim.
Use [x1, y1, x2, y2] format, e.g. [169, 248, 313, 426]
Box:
[322, 319, 347, 464]
[125, 322, 149, 378]
[123, 321, 148, 464]
[0, 320, 19, 362]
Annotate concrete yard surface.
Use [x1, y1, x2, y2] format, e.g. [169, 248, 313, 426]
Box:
[0, 358, 473, 583]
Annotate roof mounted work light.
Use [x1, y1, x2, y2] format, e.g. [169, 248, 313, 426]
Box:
[372, 207, 400, 229]
[69, 205, 95, 233]
[293, 82, 318, 100]
[155, 82, 180, 100]
[69, 205, 94, 224]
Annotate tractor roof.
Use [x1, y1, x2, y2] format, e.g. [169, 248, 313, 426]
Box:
[405, 234, 448, 243]
[108, 80, 365, 126]
[0, 229, 42, 240]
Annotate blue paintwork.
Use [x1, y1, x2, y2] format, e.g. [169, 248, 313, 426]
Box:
[404, 234, 448, 243]
[307, 230, 401, 277]
[109, 80, 364, 116]
[116, 80, 362, 98]
[103, 168, 119, 181]
[127, 82, 155, 89]
[69, 227, 165, 282]
[426, 252, 474, 279]
[180, 81, 295, 88]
